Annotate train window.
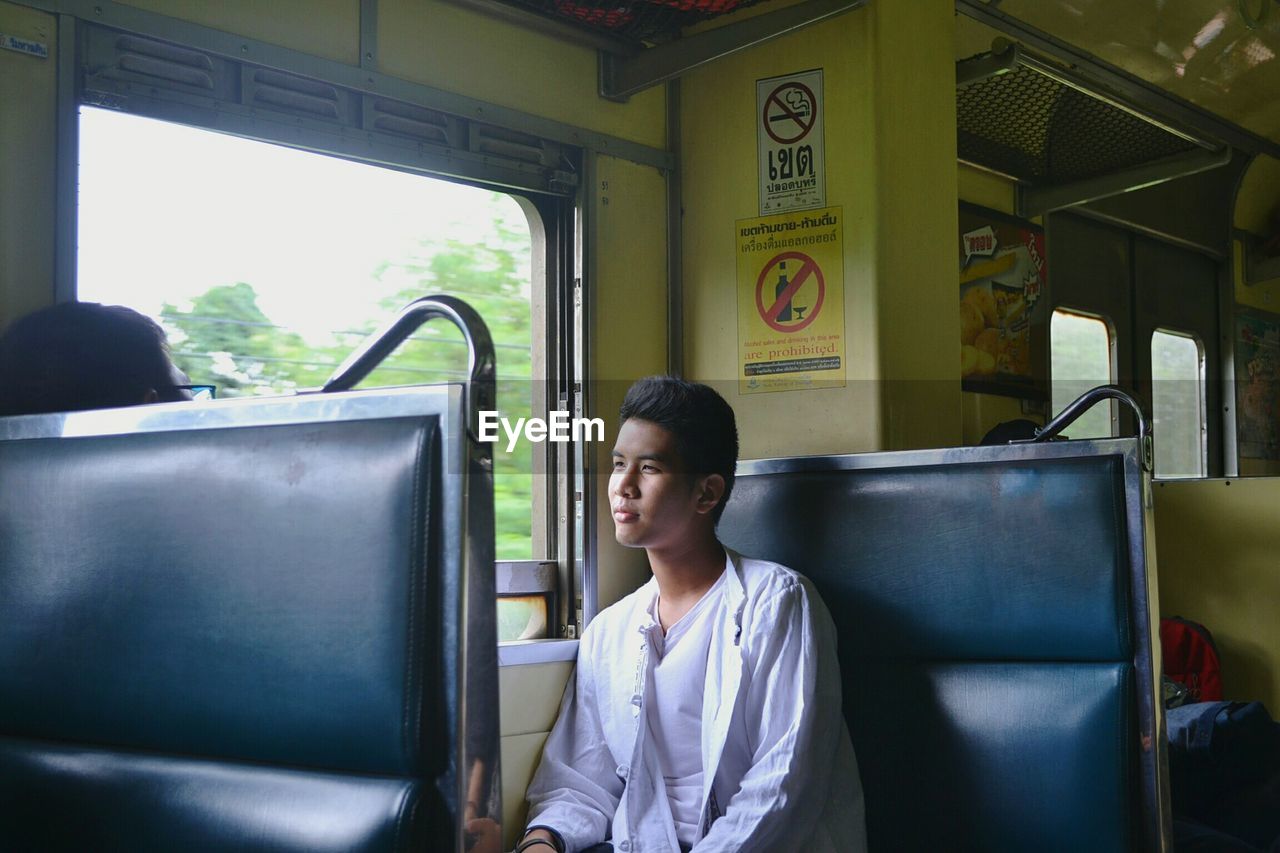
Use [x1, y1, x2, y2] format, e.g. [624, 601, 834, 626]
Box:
[498, 596, 551, 642]
[76, 107, 565, 640]
[1151, 329, 1207, 478]
[1050, 309, 1115, 439]
[496, 560, 559, 641]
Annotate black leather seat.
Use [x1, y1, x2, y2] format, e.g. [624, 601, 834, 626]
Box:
[0, 388, 498, 851]
[719, 440, 1170, 852]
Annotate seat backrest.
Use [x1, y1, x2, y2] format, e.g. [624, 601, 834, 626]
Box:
[0, 387, 498, 852]
[718, 439, 1170, 852]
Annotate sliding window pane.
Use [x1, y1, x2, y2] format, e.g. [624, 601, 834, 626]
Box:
[1051, 309, 1113, 439]
[1152, 329, 1205, 478]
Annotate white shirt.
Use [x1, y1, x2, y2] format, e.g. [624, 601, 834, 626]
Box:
[525, 550, 866, 853]
[648, 572, 725, 847]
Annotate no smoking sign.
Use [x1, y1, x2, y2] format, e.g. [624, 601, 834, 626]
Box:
[762, 81, 816, 145]
[757, 69, 825, 215]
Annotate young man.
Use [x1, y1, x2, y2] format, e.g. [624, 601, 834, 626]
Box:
[519, 377, 865, 853]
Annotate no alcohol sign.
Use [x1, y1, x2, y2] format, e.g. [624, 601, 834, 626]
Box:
[755, 251, 825, 333]
[736, 206, 845, 394]
[757, 69, 825, 215]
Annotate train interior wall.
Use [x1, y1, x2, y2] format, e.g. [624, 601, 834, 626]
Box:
[0, 2, 56, 321]
[1155, 479, 1280, 711]
[682, 0, 962, 456]
[1, 0, 1279, 843]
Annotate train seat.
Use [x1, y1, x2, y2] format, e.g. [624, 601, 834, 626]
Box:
[0, 387, 498, 851]
[719, 439, 1169, 852]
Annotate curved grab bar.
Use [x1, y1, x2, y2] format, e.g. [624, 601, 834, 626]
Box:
[322, 295, 496, 424]
[1034, 384, 1148, 442]
[1033, 384, 1153, 471]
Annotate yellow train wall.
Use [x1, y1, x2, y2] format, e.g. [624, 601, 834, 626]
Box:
[681, 0, 961, 456]
[1154, 479, 1280, 711]
[0, 2, 57, 322]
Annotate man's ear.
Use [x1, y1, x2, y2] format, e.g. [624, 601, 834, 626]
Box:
[694, 473, 726, 516]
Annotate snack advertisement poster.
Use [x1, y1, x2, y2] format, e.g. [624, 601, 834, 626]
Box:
[958, 205, 1049, 400]
[736, 207, 846, 395]
[1236, 311, 1280, 461]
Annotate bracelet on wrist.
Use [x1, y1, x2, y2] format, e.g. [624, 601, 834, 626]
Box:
[514, 839, 557, 853]
[522, 825, 566, 853]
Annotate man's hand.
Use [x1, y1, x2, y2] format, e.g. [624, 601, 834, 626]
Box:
[463, 817, 501, 852]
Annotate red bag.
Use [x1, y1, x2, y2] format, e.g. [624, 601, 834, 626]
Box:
[1160, 616, 1223, 702]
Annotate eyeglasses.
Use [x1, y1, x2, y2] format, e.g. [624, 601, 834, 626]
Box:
[163, 384, 217, 401]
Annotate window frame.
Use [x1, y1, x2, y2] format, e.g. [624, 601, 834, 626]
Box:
[1050, 305, 1119, 438]
[1150, 326, 1207, 479]
[67, 21, 585, 645]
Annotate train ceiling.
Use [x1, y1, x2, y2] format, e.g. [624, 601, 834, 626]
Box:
[457, 0, 1280, 213]
[462, 0, 1280, 143]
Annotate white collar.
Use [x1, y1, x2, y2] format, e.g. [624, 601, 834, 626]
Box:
[635, 548, 746, 643]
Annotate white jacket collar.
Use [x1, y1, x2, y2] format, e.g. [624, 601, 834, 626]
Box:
[634, 547, 747, 641]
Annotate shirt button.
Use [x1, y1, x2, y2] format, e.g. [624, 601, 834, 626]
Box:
[616, 764, 629, 779]
[619, 842, 631, 852]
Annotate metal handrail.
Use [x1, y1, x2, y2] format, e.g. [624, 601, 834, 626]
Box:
[1034, 385, 1149, 442]
[324, 295, 499, 833]
[321, 295, 497, 428]
[1033, 384, 1153, 471]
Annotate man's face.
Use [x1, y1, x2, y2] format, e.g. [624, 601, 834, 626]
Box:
[144, 361, 196, 405]
[167, 362, 195, 402]
[609, 418, 708, 551]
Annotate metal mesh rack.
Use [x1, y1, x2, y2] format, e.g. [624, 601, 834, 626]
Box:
[958, 58, 1203, 185]
[500, 0, 768, 45]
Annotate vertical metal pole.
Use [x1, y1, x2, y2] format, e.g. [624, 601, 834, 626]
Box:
[359, 0, 378, 70]
[580, 150, 599, 629]
[54, 13, 78, 304]
[546, 196, 576, 639]
[1219, 241, 1240, 477]
[1221, 156, 1252, 478]
[1129, 446, 1174, 851]
[1127, 232, 1141, 439]
[666, 79, 683, 377]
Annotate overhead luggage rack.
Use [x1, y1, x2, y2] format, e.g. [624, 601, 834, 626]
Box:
[956, 39, 1233, 217]
[492, 0, 769, 47]
[445, 0, 866, 100]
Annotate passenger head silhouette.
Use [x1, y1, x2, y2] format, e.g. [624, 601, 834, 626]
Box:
[0, 302, 190, 417]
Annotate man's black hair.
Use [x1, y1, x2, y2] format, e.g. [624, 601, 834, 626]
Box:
[619, 376, 738, 522]
[979, 418, 1041, 445]
[0, 302, 182, 417]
